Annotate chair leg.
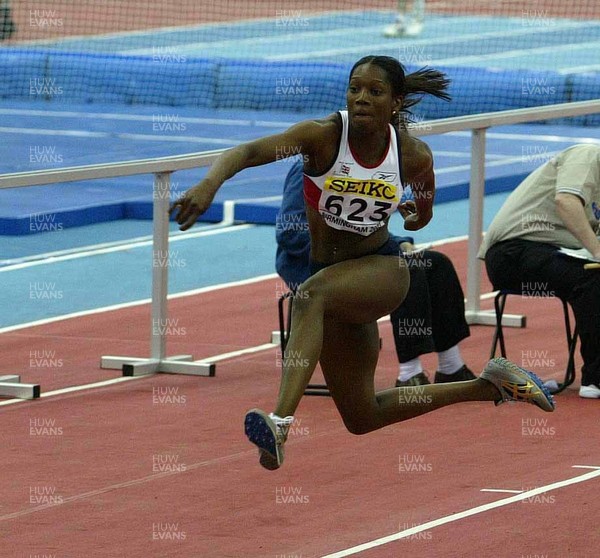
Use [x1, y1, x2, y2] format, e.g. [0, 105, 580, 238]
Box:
[553, 299, 578, 393]
[490, 292, 508, 359]
[278, 291, 329, 396]
[278, 294, 288, 353]
[565, 325, 578, 389]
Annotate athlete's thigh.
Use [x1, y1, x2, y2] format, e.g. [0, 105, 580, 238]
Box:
[319, 318, 380, 420]
[307, 254, 409, 324]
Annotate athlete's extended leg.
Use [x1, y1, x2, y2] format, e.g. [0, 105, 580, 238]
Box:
[319, 319, 500, 435]
[320, 319, 555, 435]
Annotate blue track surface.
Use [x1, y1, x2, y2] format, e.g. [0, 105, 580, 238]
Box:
[2, 100, 600, 235]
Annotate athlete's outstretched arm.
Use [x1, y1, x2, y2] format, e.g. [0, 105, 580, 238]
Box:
[170, 119, 330, 230]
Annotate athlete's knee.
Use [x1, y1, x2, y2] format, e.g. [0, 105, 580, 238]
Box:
[293, 276, 325, 312]
[341, 414, 378, 435]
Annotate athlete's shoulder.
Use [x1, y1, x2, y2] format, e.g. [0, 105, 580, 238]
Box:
[298, 113, 342, 174]
[298, 112, 341, 136]
[399, 132, 433, 178]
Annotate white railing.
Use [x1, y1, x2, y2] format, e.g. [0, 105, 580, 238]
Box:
[1, 99, 599, 385]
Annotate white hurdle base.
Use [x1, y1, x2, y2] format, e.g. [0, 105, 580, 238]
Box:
[0, 375, 41, 399]
[271, 331, 282, 346]
[101, 355, 215, 377]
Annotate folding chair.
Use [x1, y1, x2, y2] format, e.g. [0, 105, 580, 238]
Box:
[278, 291, 330, 396]
[489, 289, 578, 394]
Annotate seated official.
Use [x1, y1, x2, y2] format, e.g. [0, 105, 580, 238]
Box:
[478, 144, 600, 399]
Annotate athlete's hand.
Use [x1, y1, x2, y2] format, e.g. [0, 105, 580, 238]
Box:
[169, 182, 217, 231]
[398, 200, 416, 219]
[403, 208, 432, 231]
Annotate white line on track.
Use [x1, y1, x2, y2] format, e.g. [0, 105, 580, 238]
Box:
[320, 468, 600, 557]
[480, 488, 523, 493]
[0, 126, 242, 146]
[0, 108, 298, 129]
[0, 376, 140, 408]
[2, 109, 599, 149]
[0, 341, 280, 408]
[122, 23, 392, 55]
[559, 63, 600, 74]
[0, 224, 256, 272]
[429, 40, 600, 67]
[0, 222, 248, 267]
[453, 131, 600, 144]
[0, 445, 259, 522]
[19, 10, 369, 48]
[0, 271, 278, 335]
[196, 343, 277, 363]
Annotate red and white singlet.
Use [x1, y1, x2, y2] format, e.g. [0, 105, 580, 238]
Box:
[303, 110, 404, 236]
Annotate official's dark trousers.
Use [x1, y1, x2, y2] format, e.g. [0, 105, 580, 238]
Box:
[485, 239, 600, 387]
[391, 250, 470, 363]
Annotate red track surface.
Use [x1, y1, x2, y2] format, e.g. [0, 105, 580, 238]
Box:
[1, 240, 599, 557]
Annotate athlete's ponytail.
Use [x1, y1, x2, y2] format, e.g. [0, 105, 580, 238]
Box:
[401, 67, 451, 128]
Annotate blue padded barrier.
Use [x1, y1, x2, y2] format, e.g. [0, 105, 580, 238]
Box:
[0, 50, 50, 99]
[411, 66, 571, 121]
[215, 60, 350, 112]
[0, 49, 583, 121]
[569, 72, 600, 127]
[45, 51, 219, 107]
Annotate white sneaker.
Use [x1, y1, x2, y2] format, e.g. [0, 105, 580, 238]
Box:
[383, 15, 407, 37]
[244, 409, 294, 470]
[383, 16, 423, 37]
[579, 384, 600, 399]
[404, 20, 423, 37]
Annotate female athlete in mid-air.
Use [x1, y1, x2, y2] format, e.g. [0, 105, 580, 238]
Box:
[171, 55, 554, 470]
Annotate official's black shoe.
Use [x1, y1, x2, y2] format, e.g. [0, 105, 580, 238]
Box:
[434, 365, 477, 384]
[395, 372, 431, 387]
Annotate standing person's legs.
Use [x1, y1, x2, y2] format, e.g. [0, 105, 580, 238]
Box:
[424, 251, 470, 352]
[422, 251, 474, 381]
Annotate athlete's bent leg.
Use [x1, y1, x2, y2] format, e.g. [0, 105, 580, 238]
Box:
[246, 253, 408, 468]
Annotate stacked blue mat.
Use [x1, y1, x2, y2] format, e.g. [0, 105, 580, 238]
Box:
[1, 48, 599, 234]
[2, 49, 599, 121]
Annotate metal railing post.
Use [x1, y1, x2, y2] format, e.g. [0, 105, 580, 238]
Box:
[465, 128, 486, 321]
